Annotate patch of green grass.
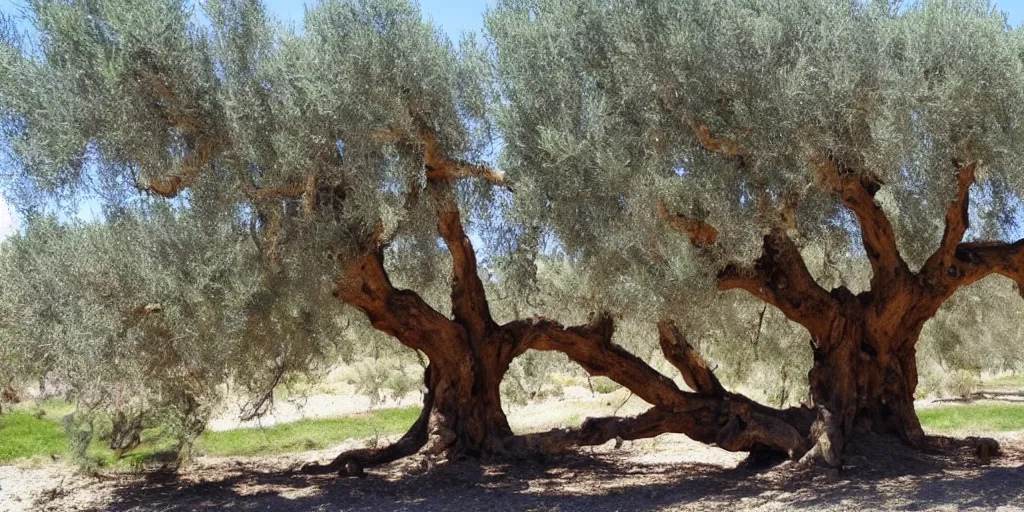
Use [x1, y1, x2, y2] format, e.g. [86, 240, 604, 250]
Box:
[981, 373, 1024, 390]
[83, 426, 182, 470]
[0, 411, 68, 463]
[918, 403, 1024, 433]
[1, 405, 420, 465]
[198, 406, 419, 457]
[26, 398, 77, 419]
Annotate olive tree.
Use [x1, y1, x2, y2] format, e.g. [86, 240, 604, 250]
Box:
[0, 0, 657, 474]
[0, 206, 269, 460]
[488, 0, 1024, 462]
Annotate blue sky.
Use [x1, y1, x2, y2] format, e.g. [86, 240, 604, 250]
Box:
[260, 0, 494, 35]
[2, 0, 1024, 237]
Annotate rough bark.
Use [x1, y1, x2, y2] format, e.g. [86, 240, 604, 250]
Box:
[313, 123, 824, 474]
[664, 142, 1015, 464]
[505, 317, 815, 459]
[324, 206, 517, 470]
[309, 127, 521, 474]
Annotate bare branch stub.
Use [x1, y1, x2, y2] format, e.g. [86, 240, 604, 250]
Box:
[657, 202, 719, 247]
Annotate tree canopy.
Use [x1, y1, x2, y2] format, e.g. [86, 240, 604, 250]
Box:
[2, 0, 1024, 471]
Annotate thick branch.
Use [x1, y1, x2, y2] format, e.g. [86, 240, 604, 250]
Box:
[921, 162, 979, 281]
[910, 161, 1024, 304]
[428, 183, 495, 341]
[418, 124, 499, 340]
[813, 154, 908, 283]
[302, 173, 318, 217]
[717, 229, 838, 341]
[511, 314, 689, 409]
[656, 320, 723, 395]
[334, 247, 463, 363]
[508, 315, 814, 457]
[946, 239, 1024, 295]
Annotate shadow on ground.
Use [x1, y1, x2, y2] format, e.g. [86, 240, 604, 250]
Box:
[47, 437, 1024, 512]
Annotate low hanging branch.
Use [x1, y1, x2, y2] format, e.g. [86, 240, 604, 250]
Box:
[505, 315, 814, 458]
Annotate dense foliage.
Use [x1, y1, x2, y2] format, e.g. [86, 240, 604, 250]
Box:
[2, 0, 1024, 467]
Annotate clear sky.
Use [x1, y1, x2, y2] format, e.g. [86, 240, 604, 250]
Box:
[2, 0, 1024, 238]
[259, 0, 493, 35]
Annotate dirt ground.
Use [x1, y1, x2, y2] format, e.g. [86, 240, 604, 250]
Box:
[2, 431, 1022, 512]
[4, 385, 1024, 511]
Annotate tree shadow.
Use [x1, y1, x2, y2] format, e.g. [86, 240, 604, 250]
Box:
[81, 441, 1024, 512]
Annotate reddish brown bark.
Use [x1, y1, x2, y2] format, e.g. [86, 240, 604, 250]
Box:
[325, 214, 517, 468]
[507, 317, 814, 458]
[308, 125, 820, 474]
[665, 144, 1016, 463]
[305, 130, 522, 473]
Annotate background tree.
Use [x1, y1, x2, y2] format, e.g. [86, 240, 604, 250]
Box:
[0, 206, 278, 463]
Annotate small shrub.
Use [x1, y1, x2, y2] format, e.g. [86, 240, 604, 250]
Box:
[383, 370, 419, 402]
[944, 369, 979, 398]
[590, 377, 620, 395]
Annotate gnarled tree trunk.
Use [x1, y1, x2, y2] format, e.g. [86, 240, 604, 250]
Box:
[806, 292, 924, 447]
[304, 125, 826, 475]
[666, 148, 1019, 464]
[301, 133, 534, 474]
[418, 332, 519, 459]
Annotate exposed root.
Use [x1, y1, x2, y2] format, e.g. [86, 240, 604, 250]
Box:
[507, 408, 678, 455]
[797, 408, 844, 468]
[716, 406, 811, 460]
[303, 369, 436, 477]
[301, 404, 431, 477]
[921, 434, 1003, 465]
